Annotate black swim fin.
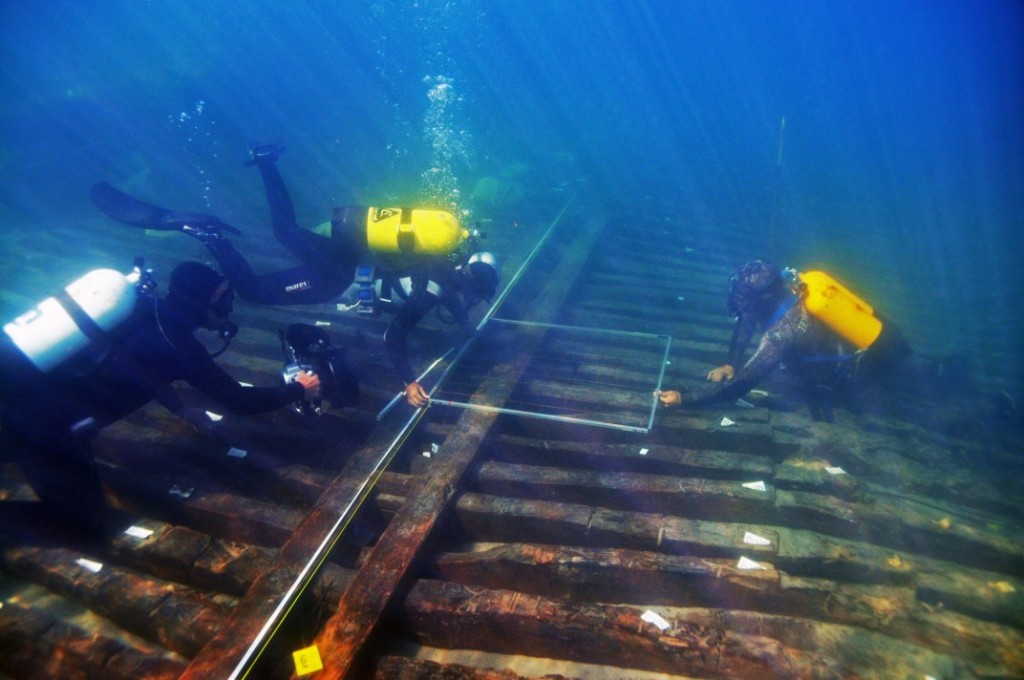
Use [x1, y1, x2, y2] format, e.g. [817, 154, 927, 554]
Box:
[90, 182, 241, 234]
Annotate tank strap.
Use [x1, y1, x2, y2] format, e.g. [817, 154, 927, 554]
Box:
[373, 274, 443, 309]
[800, 352, 860, 364]
[397, 207, 415, 253]
[768, 295, 799, 328]
[55, 289, 106, 341]
[393, 276, 442, 300]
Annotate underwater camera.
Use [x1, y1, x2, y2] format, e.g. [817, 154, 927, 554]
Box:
[280, 323, 361, 415]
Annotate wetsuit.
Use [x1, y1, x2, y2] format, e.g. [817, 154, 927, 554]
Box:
[1, 295, 303, 528]
[683, 298, 909, 420]
[204, 157, 363, 305]
[375, 266, 475, 385]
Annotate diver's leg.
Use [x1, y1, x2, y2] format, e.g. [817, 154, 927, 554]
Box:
[331, 205, 370, 268]
[250, 153, 338, 271]
[196, 236, 293, 304]
[201, 235, 334, 304]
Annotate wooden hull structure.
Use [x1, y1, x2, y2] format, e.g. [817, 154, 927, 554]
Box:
[1, 198, 1022, 679]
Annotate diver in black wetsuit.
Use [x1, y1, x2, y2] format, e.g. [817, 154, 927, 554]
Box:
[0, 262, 320, 534]
[658, 260, 910, 421]
[337, 249, 499, 406]
[91, 143, 500, 408]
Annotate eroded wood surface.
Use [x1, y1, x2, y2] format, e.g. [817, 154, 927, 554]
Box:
[1, 201, 1022, 679]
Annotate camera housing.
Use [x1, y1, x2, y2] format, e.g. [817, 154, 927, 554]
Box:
[280, 323, 361, 415]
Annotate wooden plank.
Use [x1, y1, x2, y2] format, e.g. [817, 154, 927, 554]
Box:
[431, 542, 1024, 673]
[0, 481, 298, 600]
[588, 268, 730, 298]
[1, 545, 233, 657]
[433, 542, 783, 611]
[906, 609, 1024, 674]
[915, 563, 1024, 630]
[594, 237, 738, 277]
[773, 461, 1024, 574]
[452, 492, 778, 560]
[486, 433, 776, 478]
[106, 519, 357, 609]
[452, 492, 928, 585]
[397, 579, 975, 679]
[471, 461, 776, 520]
[0, 601, 188, 680]
[101, 464, 305, 547]
[110, 521, 273, 597]
[374, 656, 580, 679]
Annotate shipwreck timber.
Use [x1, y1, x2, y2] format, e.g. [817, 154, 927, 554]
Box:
[1, 195, 1023, 679]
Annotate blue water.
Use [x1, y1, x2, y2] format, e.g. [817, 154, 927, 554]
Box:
[1, 0, 1022, 397]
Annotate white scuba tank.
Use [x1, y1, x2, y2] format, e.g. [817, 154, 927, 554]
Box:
[3, 268, 140, 373]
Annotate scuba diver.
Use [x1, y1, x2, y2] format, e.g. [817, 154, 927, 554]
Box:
[0, 261, 320, 535]
[91, 142, 500, 408]
[658, 260, 911, 421]
[337, 249, 499, 407]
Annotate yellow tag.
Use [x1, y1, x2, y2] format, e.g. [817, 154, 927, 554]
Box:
[293, 645, 323, 676]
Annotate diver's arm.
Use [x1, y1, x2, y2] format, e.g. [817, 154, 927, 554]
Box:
[182, 344, 308, 415]
[706, 365, 735, 382]
[679, 313, 796, 407]
[726, 316, 758, 369]
[384, 292, 435, 386]
[404, 381, 430, 408]
[706, 317, 757, 383]
[154, 385, 222, 435]
[441, 290, 475, 336]
[153, 384, 186, 414]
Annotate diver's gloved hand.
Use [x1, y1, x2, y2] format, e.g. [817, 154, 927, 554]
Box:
[244, 142, 286, 167]
[657, 390, 682, 407]
[295, 371, 322, 401]
[405, 381, 430, 408]
[706, 364, 735, 383]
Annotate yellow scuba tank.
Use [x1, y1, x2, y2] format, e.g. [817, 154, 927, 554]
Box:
[365, 206, 469, 255]
[799, 270, 882, 350]
[3, 268, 140, 372]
